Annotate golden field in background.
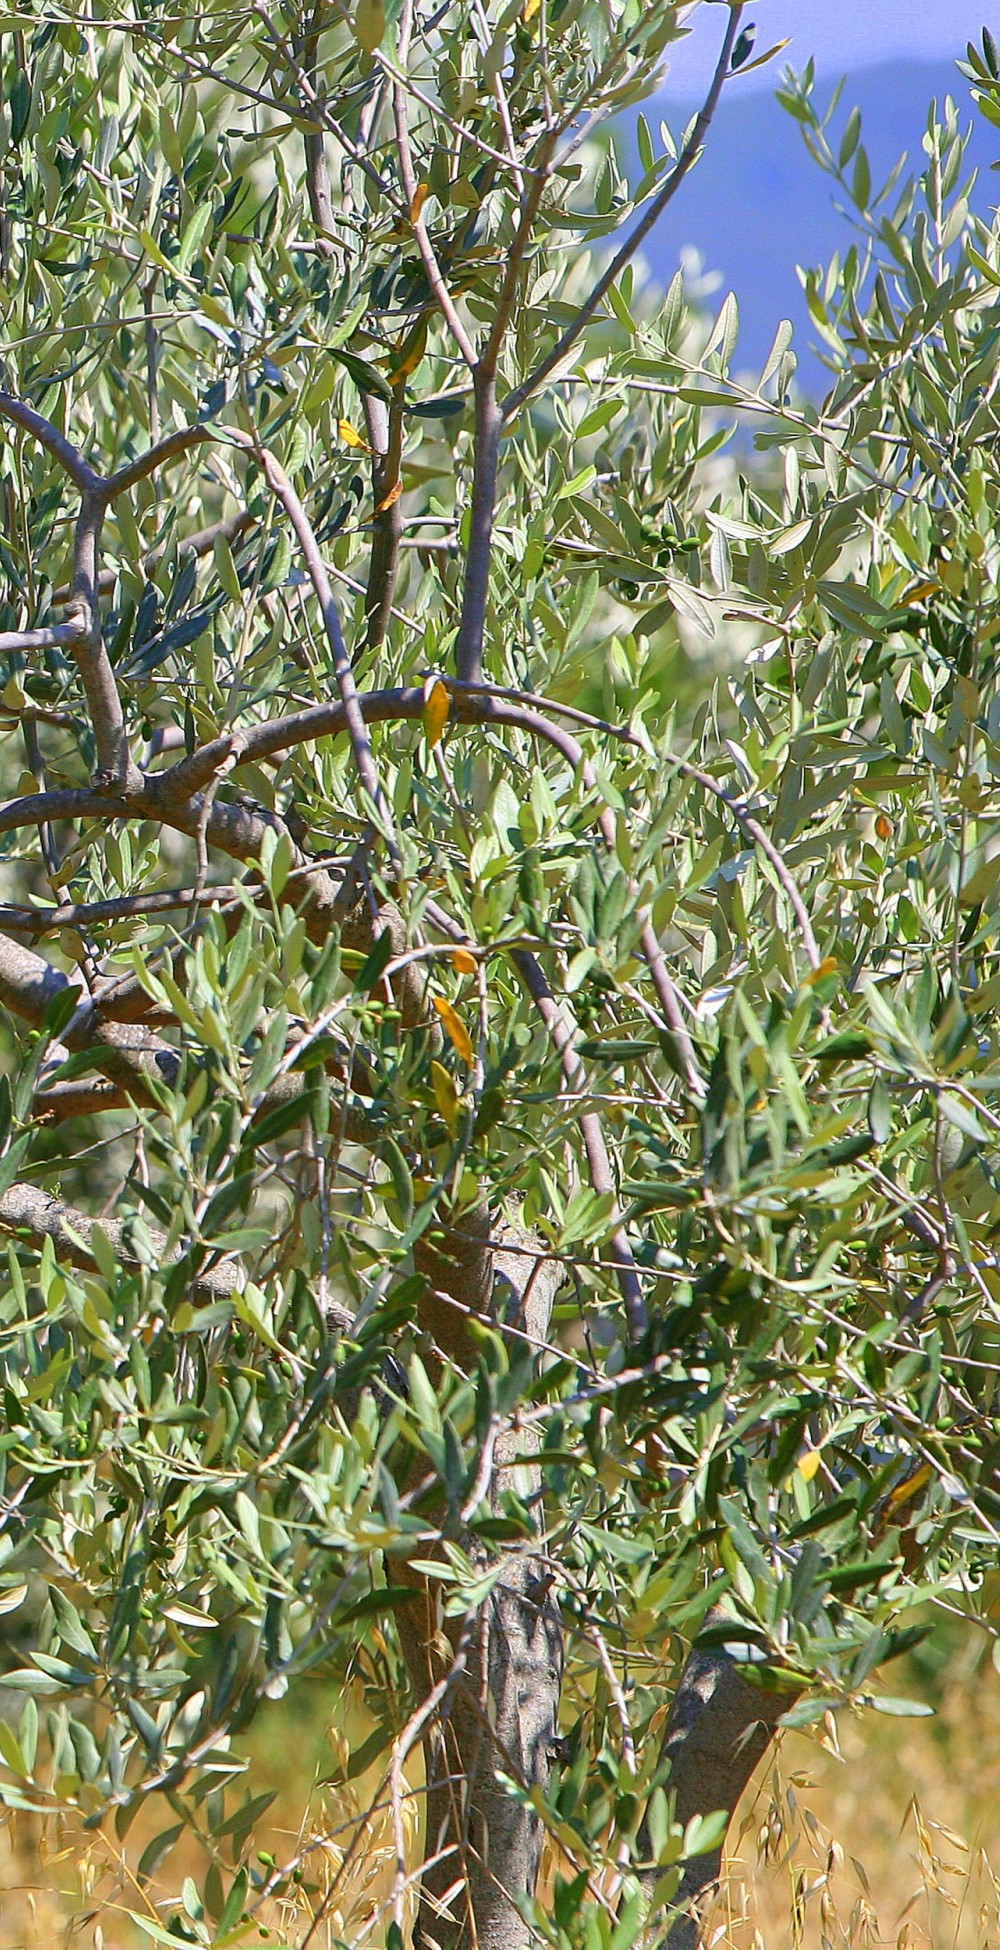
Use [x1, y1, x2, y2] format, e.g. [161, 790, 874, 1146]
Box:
[715, 1661, 1000, 1949]
[0, 1656, 998, 1950]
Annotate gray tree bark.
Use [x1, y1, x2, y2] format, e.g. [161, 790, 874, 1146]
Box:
[643, 1627, 801, 1950]
[398, 1215, 564, 1950]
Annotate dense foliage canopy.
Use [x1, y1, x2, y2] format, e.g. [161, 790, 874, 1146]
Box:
[0, 3, 999, 1947]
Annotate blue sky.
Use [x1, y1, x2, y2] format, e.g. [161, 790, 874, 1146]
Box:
[632, 1, 999, 386]
[661, 0, 995, 96]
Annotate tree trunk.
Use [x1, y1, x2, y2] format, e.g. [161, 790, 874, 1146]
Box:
[399, 1217, 564, 1950]
[643, 1626, 801, 1950]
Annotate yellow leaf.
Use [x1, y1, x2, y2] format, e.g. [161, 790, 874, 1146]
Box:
[376, 476, 403, 513]
[389, 316, 428, 385]
[797, 1449, 822, 1483]
[139, 226, 183, 279]
[452, 948, 477, 975]
[804, 955, 839, 986]
[430, 1059, 461, 1135]
[423, 678, 450, 747]
[885, 1463, 932, 1515]
[733, 34, 791, 75]
[409, 182, 429, 224]
[521, 0, 540, 21]
[432, 995, 474, 1066]
[338, 417, 371, 452]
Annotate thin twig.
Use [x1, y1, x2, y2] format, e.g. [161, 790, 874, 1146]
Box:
[469, 0, 525, 192]
[388, 1624, 474, 1932]
[252, 444, 398, 853]
[455, 369, 502, 683]
[503, 2, 745, 419]
[391, 1, 478, 371]
[513, 946, 647, 1339]
[0, 623, 85, 653]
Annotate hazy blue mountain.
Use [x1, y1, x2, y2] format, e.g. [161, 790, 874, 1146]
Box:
[626, 60, 998, 392]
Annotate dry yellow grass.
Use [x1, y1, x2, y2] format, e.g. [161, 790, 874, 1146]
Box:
[1, 1658, 998, 1950]
[708, 1654, 1000, 1950]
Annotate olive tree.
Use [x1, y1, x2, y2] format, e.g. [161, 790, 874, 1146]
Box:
[0, 3, 999, 1948]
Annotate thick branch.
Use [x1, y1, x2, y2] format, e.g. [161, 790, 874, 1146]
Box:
[0, 928, 77, 1025]
[455, 370, 502, 687]
[0, 1181, 243, 1301]
[0, 390, 102, 492]
[34, 1067, 379, 1148]
[480, 140, 556, 379]
[0, 927, 180, 1107]
[0, 784, 124, 835]
[0, 688, 814, 986]
[71, 487, 141, 787]
[303, 0, 337, 253]
[363, 393, 405, 654]
[0, 623, 85, 653]
[0, 884, 241, 937]
[34, 1078, 129, 1120]
[414, 1198, 496, 1375]
[105, 422, 215, 500]
[452, 136, 557, 688]
[163, 683, 807, 1003]
[0, 920, 379, 1142]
